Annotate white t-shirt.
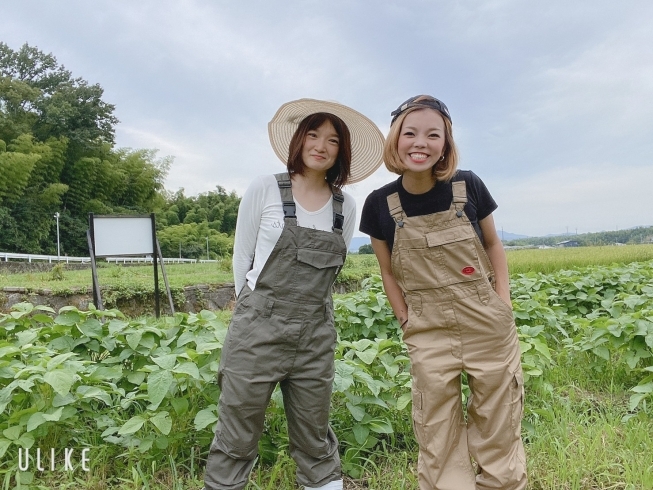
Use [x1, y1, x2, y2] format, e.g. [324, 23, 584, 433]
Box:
[232, 174, 356, 295]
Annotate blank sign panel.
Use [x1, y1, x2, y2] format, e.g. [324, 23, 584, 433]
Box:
[93, 216, 154, 257]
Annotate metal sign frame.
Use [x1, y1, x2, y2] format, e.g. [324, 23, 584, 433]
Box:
[87, 213, 174, 318]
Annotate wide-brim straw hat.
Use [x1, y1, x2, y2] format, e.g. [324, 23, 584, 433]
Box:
[268, 98, 384, 184]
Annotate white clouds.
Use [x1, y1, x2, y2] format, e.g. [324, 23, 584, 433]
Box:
[3, 0, 653, 237]
[489, 162, 653, 237]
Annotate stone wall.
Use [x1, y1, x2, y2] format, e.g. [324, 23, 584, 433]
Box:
[0, 261, 92, 273]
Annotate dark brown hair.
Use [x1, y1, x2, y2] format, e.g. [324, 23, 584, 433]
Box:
[287, 112, 352, 187]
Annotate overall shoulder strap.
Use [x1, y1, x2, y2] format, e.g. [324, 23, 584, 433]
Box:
[386, 192, 405, 226]
[331, 186, 344, 235]
[451, 180, 467, 218]
[274, 173, 296, 221]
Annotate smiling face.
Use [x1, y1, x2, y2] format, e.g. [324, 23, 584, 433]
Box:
[397, 108, 446, 175]
[301, 120, 340, 174]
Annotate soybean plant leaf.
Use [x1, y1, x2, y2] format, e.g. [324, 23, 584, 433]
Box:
[150, 411, 172, 435]
[333, 361, 355, 392]
[152, 354, 177, 370]
[31, 314, 54, 323]
[172, 362, 201, 379]
[118, 415, 146, 435]
[199, 310, 217, 321]
[628, 393, 647, 412]
[126, 332, 143, 351]
[354, 349, 377, 365]
[177, 330, 196, 347]
[47, 353, 77, 371]
[0, 346, 20, 358]
[171, 398, 189, 416]
[52, 393, 76, 407]
[16, 331, 37, 346]
[108, 319, 129, 336]
[127, 371, 146, 385]
[2, 426, 21, 441]
[352, 424, 369, 445]
[55, 312, 81, 326]
[194, 406, 219, 430]
[592, 345, 610, 361]
[346, 403, 366, 422]
[77, 386, 112, 405]
[77, 319, 103, 339]
[147, 369, 173, 407]
[369, 419, 393, 434]
[139, 437, 155, 453]
[0, 438, 11, 459]
[43, 407, 64, 422]
[397, 393, 412, 411]
[43, 370, 76, 396]
[27, 412, 47, 432]
[16, 432, 34, 448]
[631, 382, 653, 394]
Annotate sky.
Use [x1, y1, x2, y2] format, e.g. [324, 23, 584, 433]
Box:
[3, 0, 653, 238]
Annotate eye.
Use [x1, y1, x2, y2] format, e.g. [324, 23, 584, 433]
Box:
[307, 131, 318, 138]
[402, 131, 415, 137]
[429, 133, 441, 138]
[329, 138, 339, 145]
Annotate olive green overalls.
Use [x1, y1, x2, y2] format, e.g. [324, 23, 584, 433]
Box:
[203, 173, 346, 490]
[387, 181, 527, 490]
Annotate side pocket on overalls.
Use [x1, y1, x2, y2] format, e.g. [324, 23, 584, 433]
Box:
[509, 368, 525, 434]
[411, 387, 425, 447]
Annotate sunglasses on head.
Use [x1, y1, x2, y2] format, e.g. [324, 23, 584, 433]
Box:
[390, 96, 452, 126]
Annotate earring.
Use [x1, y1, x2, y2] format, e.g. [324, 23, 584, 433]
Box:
[438, 155, 445, 162]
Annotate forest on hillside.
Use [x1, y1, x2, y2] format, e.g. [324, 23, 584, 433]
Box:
[504, 226, 653, 247]
[0, 43, 239, 259]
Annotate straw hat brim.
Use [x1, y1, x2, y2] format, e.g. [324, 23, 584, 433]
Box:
[268, 99, 384, 184]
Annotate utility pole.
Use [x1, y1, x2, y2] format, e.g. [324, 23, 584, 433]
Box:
[54, 212, 60, 260]
[206, 237, 209, 260]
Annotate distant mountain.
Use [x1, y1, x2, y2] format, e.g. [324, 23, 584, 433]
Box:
[498, 231, 529, 241]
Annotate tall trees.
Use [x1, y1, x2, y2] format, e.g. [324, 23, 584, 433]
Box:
[1, 42, 241, 258]
[0, 43, 171, 255]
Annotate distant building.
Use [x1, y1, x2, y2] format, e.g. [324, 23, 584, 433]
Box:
[556, 240, 580, 247]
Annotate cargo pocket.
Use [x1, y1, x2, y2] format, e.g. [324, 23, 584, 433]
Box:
[294, 248, 344, 301]
[426, 228, 483, 286]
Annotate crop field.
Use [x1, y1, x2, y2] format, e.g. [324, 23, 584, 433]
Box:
[0, 250, 652, 488]
[2, 244, 652, 297]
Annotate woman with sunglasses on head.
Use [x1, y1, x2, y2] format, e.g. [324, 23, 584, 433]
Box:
[359, 95, 527, 489]
[202, 99, 384, 490]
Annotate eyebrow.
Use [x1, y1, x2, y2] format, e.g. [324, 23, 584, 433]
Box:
[402, 126, 444, 132]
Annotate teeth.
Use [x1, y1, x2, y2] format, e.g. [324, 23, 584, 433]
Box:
[410, 153, 428, 160]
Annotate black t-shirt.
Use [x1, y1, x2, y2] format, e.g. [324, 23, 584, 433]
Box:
[359, 170, 498, 252]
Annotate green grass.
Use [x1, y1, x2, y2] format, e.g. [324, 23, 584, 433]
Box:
[0, 262, 233, 294]
[506, 244, 653, 274]
[3, 245, 653, 294]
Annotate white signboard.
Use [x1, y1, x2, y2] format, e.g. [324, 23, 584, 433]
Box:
[92, 216, 154, 257]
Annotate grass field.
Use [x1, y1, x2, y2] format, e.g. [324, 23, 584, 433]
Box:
[3, 244, 652, 293]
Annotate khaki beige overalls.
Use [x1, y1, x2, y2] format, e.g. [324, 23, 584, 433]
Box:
[387, 181, 527, 490]
[203, 173, 346, 490]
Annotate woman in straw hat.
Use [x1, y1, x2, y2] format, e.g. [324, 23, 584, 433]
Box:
[203, 99, 384, 490]
[359, 95, 527, 489]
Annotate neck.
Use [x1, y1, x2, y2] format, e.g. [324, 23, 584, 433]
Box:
[401, 170, 436, 194]
[291, 169, 330, 192]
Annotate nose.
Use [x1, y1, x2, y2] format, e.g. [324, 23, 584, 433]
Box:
[314, 137, 327, 152]
[413, 135, 427, 148]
